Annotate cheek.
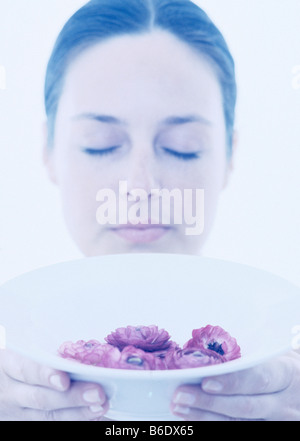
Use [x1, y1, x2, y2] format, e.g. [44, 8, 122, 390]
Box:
[53, 155, 100, 228]
[56, 150, 113, 196]
[163, 159, 226, 193]
[167, 158, 227, 227]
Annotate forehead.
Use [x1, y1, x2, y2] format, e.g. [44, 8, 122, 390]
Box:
[58, 29, 223, 125]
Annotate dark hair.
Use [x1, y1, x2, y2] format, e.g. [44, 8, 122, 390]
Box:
[45, 0, 237, 156]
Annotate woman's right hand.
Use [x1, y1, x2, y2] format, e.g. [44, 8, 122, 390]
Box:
[0, 349, 109, 421]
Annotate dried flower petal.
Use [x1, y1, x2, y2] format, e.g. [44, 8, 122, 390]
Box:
[152, 341, 181, 370]
[105, 325, 171, 352]
[59, 324, 241, 370]
[58, 340, 101, 361]
[117, 346, 157, 370]
[169, 347, 224, 369]
[82, 344, 121, 367]
[58, 340, 120, 367]
[184, 325, 241, 361]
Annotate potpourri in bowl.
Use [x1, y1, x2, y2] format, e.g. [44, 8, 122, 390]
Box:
[1, 254, 299, 420]
[58, 324, 241, 370]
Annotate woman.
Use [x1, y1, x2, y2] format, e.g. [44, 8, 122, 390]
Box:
[0, 0, 299, 421]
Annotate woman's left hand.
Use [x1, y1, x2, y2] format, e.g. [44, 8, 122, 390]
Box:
[171, 351, 300, 421]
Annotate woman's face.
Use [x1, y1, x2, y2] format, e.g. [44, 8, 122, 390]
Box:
[44, 30, 233, 256]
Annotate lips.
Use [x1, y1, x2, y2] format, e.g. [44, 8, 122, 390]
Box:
[111, 223, 171, 243]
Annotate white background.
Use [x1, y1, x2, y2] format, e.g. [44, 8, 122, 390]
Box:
[0, 0, 299, 286]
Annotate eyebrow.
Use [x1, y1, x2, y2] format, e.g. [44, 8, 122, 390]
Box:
[71, 113, 212, 127]
[71, 113, 127, 125]
[161, 115, 213, 127]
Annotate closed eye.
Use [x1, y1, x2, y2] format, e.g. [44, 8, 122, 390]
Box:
[82, 146, 121, 156]
[162, 147, 202, 161]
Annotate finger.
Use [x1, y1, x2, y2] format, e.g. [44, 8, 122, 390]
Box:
[201, 356, 294, 395]
[1, 349, 70, 391]
[18, 403, 109, 421]
[171, 403, 237, 421]
[171, 405, 255, 421]
[7, 381, 107, 413]
[172, 385, 273, 420]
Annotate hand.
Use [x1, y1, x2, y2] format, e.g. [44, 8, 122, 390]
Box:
[171, 351, 300, 421]
[0, 349, 109, 421]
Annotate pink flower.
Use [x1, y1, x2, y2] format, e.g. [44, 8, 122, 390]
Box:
[58, 340, 120, 367]
[168, 347, 224, 369]
[58, 340, 101, 362]
[152, 341, 181, 370]
[184, 325, 241, 362]
[117, 346, 157, 370]
[81, 344, 121, 367]
[105, 325, 172, 352]
[58, 324, 241, 370]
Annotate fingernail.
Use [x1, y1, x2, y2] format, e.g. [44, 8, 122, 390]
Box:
[174, 391, 196, 406]
[202, 379, 223, 393]
[173, 405, 190, 415]
[83, 389, 102, 404]
[49, 374, 66, 391]
[89, 404, 104, 414]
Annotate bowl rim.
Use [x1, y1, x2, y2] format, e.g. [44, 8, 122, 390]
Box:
[7, 341, 292, 381]
[1, 254, 299, 382]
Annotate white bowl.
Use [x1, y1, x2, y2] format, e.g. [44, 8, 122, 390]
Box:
[0, 254, 300, 421]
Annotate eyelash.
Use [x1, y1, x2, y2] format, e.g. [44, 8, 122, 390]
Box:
[162, 147, 201, 161]
[82, 146, 121, 156]
[82, 146, 201, 161]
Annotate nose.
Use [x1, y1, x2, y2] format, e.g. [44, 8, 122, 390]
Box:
[125, 146, 160, 197]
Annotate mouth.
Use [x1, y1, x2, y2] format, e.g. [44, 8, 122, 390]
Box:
[110, 224, 171, 244]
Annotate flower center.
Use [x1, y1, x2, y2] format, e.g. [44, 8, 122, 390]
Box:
[183, 350, 204, 357]
[127, 356, 144, 366]
[84, 343, 95, 349]
[192, 351, 204, 358]
[207, 341, 225, 355]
